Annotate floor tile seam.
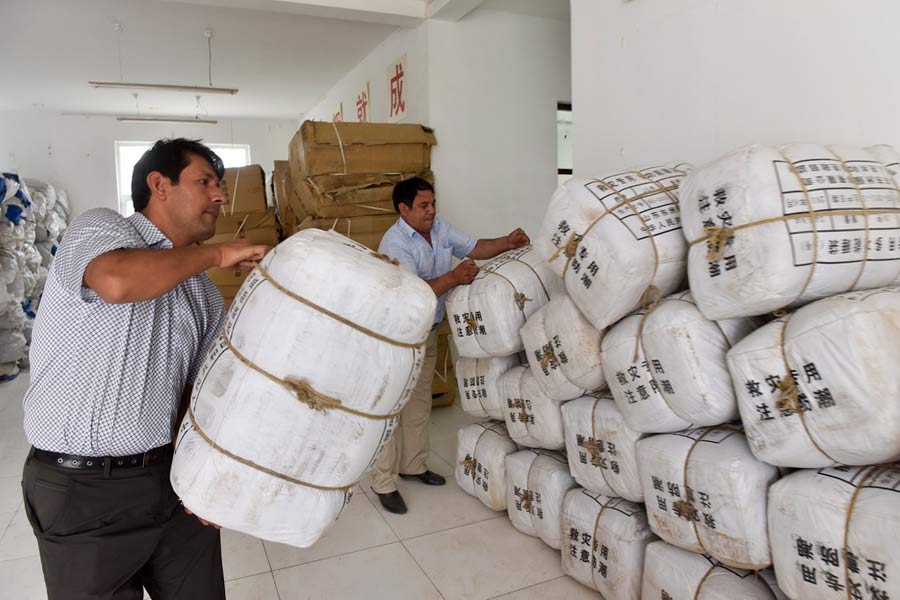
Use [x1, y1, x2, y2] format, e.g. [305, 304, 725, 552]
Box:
[399, 514, 507, 544]
[398, 538, 447, 600]
[257, 535, 282, 599]
[269, 539, 401, 574]
[485, 575, 573, 600]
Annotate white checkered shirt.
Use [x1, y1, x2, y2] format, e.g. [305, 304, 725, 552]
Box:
[23, 208, 225, 456]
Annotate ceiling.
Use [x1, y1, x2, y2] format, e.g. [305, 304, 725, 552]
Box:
[2, 0, 569, 120]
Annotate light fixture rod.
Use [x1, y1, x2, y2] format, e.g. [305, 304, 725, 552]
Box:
[90, 81, 238, 95]
[116, 116, 219, 125]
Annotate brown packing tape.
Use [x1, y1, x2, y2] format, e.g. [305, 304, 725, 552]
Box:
[289, 121, 436, 178]
[222, 165, 267, 215]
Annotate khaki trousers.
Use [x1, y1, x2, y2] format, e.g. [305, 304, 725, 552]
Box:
[372, 330, 438, 494]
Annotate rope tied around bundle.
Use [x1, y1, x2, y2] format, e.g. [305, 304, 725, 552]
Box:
[513, 291, 531, 311]
[539, 345, 559, 371]
[703, 225, 735, 261]
[578, 437, 603, 464]
[515, 488, 533, 513]
[370, 251, 399, 266]
[282, 378, 343, 413]
[459, 456, 478, 479]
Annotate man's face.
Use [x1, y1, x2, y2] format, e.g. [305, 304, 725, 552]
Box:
[399, 189, 436, 235]
[163, 153, 225, 243]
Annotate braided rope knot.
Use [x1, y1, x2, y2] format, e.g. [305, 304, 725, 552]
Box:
[283, 378, 343, 412]
[465, 317, 478, 333]
[548, 233, 582, 262]
[578, 438, 603, 463]
[516, 488, 533, 512]
[370, 251, 399, 266]
[459, 457, 478, 479]
[775, 377, 800, 413]
[673, 499, 699, 522]
[513, 292, 531, 310]
[539, 346, 558, 370]
[703, 225, 735, 261]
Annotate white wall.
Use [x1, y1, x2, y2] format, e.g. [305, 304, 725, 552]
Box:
[306, 8, 571, 240]
[571, 0, 900, 174]
[305, 24, 430, 124]
[0, 111, 296, 218]
[428, 9, 570, 240]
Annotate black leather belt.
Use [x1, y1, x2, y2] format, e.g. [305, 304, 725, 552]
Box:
[30, 444, 172, 473]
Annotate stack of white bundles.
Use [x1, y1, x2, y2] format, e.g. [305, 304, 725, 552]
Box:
[636, 426, 779, 569]
[768, 464, 900, 600]
[455, 421, 518, 510]
[642, 541, 788, 599]
[680, 144, 900, 321]
[499, 365, 566, 450]
[536, 165, 692, 333]
[561, 395, 645, 502]
[603, 291, 761, 434]
[446, 246, 562, 358]
[561, 489, 656, 599]
[728, 286, 900, 468]
[171, 229, 436, 548]
[456, 354, 520, 420]
[505, 449, 576, 549]
[519, 293, 606, 401]
[601, 308, 692, 433]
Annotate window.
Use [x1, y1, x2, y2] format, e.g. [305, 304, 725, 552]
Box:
[558, 102, 572, 186]
[115, 141, 251, 217]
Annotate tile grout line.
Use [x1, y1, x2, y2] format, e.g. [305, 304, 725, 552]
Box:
[258, 537, 282, 600]
[399, 513, 506, 544]
[484, 575, 574, 600]
[398, 538, 447, 600]
[268, 539, 401, 574]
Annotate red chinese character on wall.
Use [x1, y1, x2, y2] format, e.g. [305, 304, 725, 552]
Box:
[356, 88, 369, 123]
[389, 62, 406, 119]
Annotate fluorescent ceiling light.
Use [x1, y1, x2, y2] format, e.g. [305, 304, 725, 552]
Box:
[116, 116, 219, 125]
[90, 81, 238, 95]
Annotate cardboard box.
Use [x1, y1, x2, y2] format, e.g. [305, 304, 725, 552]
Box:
[221, 165, 267, 216]
[295, 214, 398, 251]
[296, 170, 433, 219]
[289, 121, 436, 179]
[272, 160, 303, 230]
[213, 209, 277, 237]
[431, 319, 457, 407]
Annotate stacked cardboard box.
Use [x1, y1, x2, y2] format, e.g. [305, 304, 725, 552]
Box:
[271, 160, 306, 233]
[288, 120, 436, 250]
[207, 164, 280, 307]
[431, 318, 457, 407]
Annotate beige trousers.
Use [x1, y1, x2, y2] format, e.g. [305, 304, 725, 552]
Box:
[371, 330, 438, 494]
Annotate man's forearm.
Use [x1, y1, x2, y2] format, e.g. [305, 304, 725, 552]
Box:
[426, 272, 461, 297]
[85, 245, 222, 304]
[468, 237, 509, 260]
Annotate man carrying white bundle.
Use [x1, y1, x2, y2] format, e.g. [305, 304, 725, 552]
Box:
[372, 177, 530, 514]
[21, 138, 268, 599]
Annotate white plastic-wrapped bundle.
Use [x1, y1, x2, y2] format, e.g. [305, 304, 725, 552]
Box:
[55, 189, 70, 219]
[642, 541, 787, 600]
[768, 464, 900, 600]
[681, 144, 900, 320]
[35, 240, 58, 268]
[728, 286, 900, 469]
[445, 246, 562, 358]
[604, 291, 760, 433]
[536, 166, 692, 332]
[561, 489, 656, 599]
[456, 354, 520, 420]
[0, 361, 18, 382]
[499, 365, 566, 450]
[23, 179, 54, 222]
[0, 328, 26, 364]
[601, 309, 693, 433]
[519, 293, 606, 401]
[171, 229, 436, 548]
[636, 427, 779, 569]
[536, 163, 691, 277]
[505, 449, 576, 549]
[562, 396, 645, 502]
[455, 421, 518, 510]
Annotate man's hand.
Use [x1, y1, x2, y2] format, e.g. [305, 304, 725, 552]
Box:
[506, 228, 530, 250]
[184, 506, 222, 529]
[213, 240, 269, 271]
[451, 258, 479, 285]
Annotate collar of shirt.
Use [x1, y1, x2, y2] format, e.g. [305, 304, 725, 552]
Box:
[396, 214, 434, 241]
[127, 212, 174, 249]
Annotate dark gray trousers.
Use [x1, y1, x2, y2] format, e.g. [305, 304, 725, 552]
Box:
[21, 450, 225, 600]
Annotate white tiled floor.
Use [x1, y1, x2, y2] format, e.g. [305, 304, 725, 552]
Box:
[0, 375, 600, 600]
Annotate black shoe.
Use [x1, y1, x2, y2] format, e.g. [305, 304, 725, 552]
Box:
[399, 470, 446, 486]
[374, 490, 408, 514]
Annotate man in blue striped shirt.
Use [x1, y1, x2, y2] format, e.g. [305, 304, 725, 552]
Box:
[371, 177, 529, 514]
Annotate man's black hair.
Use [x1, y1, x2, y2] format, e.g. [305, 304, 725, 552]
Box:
[131, 138, 225, 212]
[392, 177, 435, 212]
